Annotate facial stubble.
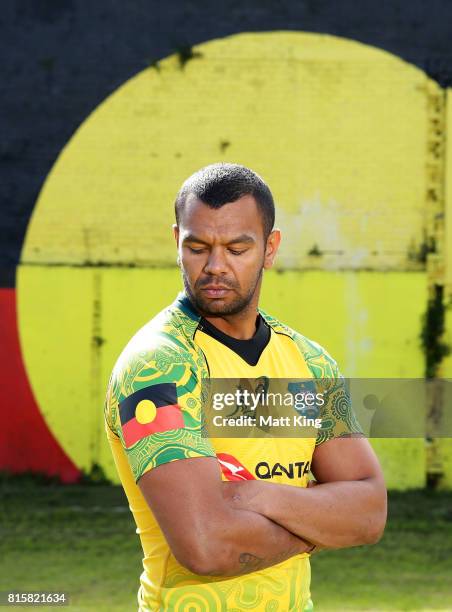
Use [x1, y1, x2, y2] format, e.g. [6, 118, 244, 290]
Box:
[181, 260, 264, 317]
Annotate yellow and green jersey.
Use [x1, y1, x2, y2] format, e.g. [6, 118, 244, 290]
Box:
[104, 291, 360, 611]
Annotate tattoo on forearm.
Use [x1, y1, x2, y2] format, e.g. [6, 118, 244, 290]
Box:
[238, 553, 264, 573]
[238, 546, 301, 575]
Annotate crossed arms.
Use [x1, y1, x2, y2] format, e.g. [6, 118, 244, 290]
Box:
[138, 435, 387, 577]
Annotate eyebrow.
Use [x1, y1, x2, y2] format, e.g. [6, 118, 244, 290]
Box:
[182, 233, 255, 245]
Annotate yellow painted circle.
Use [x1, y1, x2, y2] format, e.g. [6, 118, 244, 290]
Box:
[135, 399, 157, 424]
[17, 31, 435, 484]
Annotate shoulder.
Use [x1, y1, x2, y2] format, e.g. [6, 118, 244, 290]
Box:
[259, 308, 341, 378]
[258, 309, 362, 446]
[106, 301, 207, 411]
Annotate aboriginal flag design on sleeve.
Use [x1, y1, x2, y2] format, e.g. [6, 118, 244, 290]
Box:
[119, 382, 185, 448]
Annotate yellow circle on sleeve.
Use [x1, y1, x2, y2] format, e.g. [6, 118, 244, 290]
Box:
[135, 399, 157, 424]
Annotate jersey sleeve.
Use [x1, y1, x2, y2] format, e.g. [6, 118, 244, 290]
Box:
[314, 354, 364, 446]
[105, 340, 216, 483]
[293, 333, 363, 446]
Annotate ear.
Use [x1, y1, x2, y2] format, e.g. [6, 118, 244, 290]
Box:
[173, 224, 179, 246]
[263, 229, 281, 269]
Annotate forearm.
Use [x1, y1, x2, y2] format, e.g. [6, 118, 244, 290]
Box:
[200, 504, 313, 576]
[227, 478, 387, 549]
[138, 456, 314, 578]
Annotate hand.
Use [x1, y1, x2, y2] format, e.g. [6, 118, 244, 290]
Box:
[307, 479, 319, 488]
[223, 480, 320, 555]
[222, 480, 265, 512]
[222, 481, 243, 505]
[224, 478, 318, 511]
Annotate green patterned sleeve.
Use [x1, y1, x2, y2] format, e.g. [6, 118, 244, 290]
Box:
[293, 334, 363, 446]
[314, 356, 364, 446]
[105, 340, 216, 483]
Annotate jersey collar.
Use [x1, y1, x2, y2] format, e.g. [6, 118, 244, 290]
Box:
[170, 289, 294, 341]
[171, 291, 201, 323]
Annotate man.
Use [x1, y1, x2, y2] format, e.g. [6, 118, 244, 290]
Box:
[104, 163, 387, 611]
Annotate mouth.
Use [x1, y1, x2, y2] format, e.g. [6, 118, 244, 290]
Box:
[200, 285, 232, 298]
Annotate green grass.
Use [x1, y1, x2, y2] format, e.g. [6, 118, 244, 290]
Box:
[1, 476, 452, 611]
[310, 490, 452, 611]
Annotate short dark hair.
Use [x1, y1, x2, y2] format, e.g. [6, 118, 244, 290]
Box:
[174, 163, 275, 238]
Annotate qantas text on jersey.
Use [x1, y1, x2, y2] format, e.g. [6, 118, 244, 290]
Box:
[217, 453, 311, 481]
[255, 460, 311, 479]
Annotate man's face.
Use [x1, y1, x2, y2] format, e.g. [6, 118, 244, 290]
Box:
[173, 194, 280, 317]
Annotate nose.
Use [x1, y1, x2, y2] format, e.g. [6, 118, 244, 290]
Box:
[203, 246, 228, 276]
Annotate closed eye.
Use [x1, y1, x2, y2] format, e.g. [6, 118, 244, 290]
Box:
[188, 246, 206, 254]
[228, 248, 247, 255]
